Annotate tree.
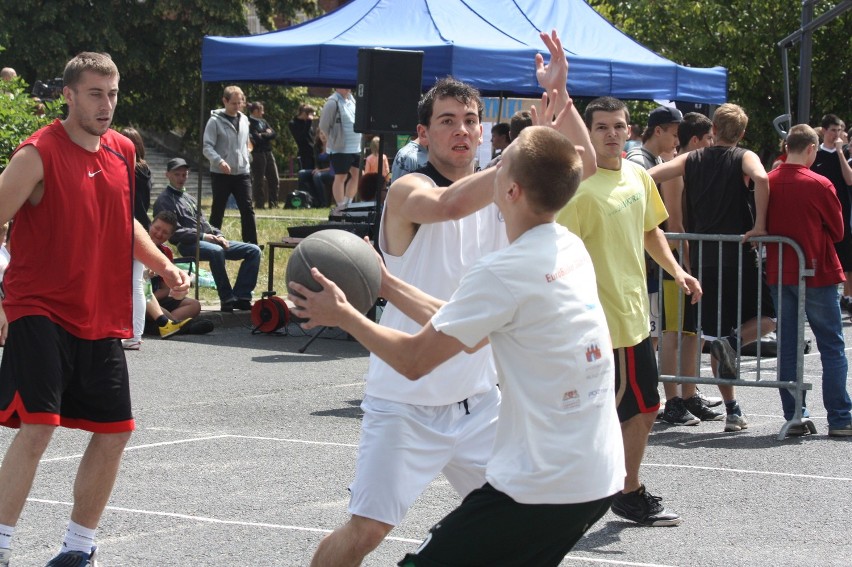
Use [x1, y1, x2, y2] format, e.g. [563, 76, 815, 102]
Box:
[587, 0, 852, 160]
[0, 77, 62, 172]
[0, 0, 320, 159]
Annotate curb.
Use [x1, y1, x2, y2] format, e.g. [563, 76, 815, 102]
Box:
[197, 305, 254, 329]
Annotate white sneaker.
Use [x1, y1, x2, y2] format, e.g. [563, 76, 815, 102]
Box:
[0, 547, 11, 567]
[121, 338, 142, 350]
[724, 412, 749, 432]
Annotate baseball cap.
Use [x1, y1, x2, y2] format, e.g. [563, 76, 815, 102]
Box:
[166, 157, 189, 172]
[647, 106, 683, 130]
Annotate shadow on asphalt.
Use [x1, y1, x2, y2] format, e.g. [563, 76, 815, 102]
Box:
[647, 427, 821, 449]
[311, 399, 364, 419]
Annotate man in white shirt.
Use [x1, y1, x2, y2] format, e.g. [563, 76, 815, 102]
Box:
[291, 124, 623, 567]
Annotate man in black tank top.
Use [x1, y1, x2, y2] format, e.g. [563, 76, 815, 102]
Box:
[649, 103, 776, 433]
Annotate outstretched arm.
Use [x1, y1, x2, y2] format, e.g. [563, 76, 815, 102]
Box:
[645, 227, 702, 304]
[387, 167, 497, 226]
[648, 153, 688, 184]
[289, 269, 466, 380]
[535, 30, 596, 179]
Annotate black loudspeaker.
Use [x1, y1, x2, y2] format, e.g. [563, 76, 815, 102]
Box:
[354, 48, 424, 134]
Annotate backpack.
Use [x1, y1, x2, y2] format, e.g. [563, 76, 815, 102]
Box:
[285, 190, 313, 209]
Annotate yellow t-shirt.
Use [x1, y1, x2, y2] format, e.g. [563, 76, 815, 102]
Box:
[556, 161, 668, 348]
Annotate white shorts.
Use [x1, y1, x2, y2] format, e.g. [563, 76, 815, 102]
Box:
[348, 386, 500, 526]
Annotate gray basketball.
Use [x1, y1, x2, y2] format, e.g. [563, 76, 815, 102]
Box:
[286, 229, 381, 315]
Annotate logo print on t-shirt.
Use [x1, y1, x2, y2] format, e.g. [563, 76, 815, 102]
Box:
[585, 343, 602, 362]
[88, 170, 102, 178]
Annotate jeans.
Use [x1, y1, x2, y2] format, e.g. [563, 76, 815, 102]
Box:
[769, 284, 852, 428]
[178, 240, 261, 304]
[297, 168, 332, 207]
[209, 173, 258, 244]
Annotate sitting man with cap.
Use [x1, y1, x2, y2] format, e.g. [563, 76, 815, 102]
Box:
[153, 158, 261, 312]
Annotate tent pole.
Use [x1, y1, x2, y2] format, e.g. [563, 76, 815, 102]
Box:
[496, 93, 504, 123]
[195, 80, 205, 301]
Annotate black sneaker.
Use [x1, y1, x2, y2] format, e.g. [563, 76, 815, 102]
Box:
[684, 395, 725, 421]
[711, 338, 738, 379]
[45, 546, 97, 566]
[232, 298, 253, 310]
[611, 485, 681, 526]
[660, 398, 700, 426]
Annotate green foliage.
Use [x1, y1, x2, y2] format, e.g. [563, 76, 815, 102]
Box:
[0, 0, 321, 164]
[587, 0, 852, 160]
[0, 78, 63, 171]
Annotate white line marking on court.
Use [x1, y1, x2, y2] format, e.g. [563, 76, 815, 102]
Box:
[26, 497, 687, 566]
[563, 557, 677, 567]
[223, 434, 358, 448]
[646, 462, 852, 481]
[26, 498, 422, 543]
[40, 435, 233, 463]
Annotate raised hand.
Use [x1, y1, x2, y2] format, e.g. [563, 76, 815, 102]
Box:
[535, 30, 568, 99]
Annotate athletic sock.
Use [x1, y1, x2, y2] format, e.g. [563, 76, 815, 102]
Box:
[725, 400, 741, 416]
[156, 315, 170, 327]
[0, 522, 14, 550]
[61, 520, 96, 554]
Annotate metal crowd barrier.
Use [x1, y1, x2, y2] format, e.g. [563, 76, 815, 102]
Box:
[656, 233, 815, 440]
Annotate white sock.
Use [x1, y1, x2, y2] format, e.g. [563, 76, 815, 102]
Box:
[0, 522, 13, 550]
[61, 520, 95, 554]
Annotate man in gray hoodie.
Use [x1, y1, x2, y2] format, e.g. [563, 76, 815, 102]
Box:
[203, 85, 257, 244]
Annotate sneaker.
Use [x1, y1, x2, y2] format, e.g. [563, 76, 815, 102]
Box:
[711, 338, 738, 379]
[0, 547, 10, 567]
[121, 338, 142, 351]
[610, 485, 681, 527]
[660, 398, 700, 426]
[232, 298, 253, 311]
[695, 387, 723, 407]
[220, 299, 236, 312]
[828, 423, 852, 437]
[684, 396, 725, 421]
[724, 412, 749, 432]
[159, 318, 192, 338]
[45, 546, 98, 567]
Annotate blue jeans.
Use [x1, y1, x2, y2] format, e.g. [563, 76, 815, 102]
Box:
[769, 284, 852, 428]
[179, 240, 261, 303]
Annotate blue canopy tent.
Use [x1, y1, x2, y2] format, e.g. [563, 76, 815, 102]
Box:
[201, 0, 727, 104]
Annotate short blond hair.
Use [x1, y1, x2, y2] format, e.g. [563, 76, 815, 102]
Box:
[508, 126, 582, 214]
[223, 85, 244, 102]
[712, 103, 748, 144]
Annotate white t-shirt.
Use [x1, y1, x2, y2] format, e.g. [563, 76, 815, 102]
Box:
[367, 174, 508, 405]
[0, 245, 9, 284]
[432, 223, 625, 504]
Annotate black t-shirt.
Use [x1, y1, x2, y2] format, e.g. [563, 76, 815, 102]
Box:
[684, 146, 753, 268]
[812, 147, 851, 237]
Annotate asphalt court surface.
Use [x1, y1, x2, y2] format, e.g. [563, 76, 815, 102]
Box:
[1, 317, 851, 566]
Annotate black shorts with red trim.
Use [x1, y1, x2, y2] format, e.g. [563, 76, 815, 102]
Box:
[398, 483, 614, 567]
[0, 316, 134, 433]
[613, 336, 660, 422]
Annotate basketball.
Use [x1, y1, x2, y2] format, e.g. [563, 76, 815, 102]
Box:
[286, 229, 381, 314]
